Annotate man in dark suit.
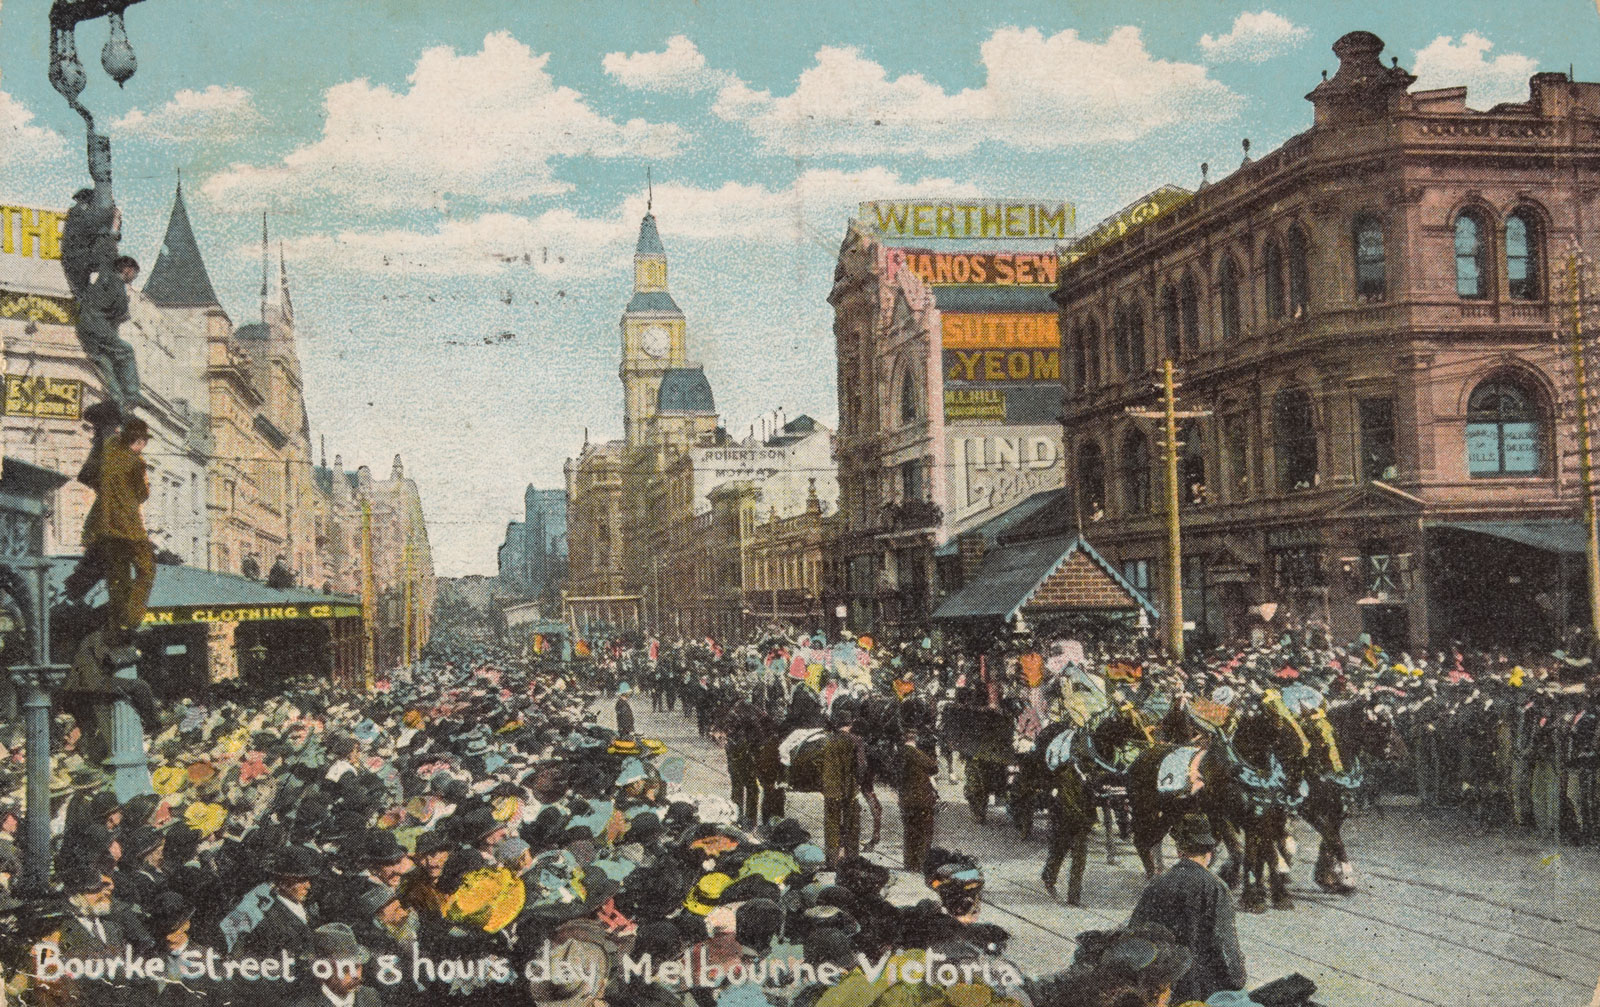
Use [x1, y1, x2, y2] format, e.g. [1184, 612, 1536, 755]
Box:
[615, 683, 636, 736]
[286, 924, 381, 1007]
[238, 847, 322, 964]
[1128, 814, 1247, 1004]
[819, 711, 862, 868]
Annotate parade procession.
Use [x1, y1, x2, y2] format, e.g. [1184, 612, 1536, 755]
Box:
[4, 2, 1600, 1006]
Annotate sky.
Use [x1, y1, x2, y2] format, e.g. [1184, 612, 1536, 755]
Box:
[3, 0, 1600, 575]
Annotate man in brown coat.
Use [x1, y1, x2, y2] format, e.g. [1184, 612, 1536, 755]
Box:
[81, 418, 154, 646]
[819, 712, 861, 868]
[899, 731, 939, 872]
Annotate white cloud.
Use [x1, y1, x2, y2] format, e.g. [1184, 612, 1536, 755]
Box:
[603, 35, 730, 93]
[1412, 33, 1539, 109]
[259, 209, 629, 278]
[259, 167, 978, 276]
[202, 31, 687, 211]
[713, 26, 1241, 157]
[112, 85, 262, 141]
[0, 90, 68, 166]
[1198, 11, 1309, 62]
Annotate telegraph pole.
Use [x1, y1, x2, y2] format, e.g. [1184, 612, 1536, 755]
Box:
[1127, 359, 1209, 661]
[1567, 253, 1600, 642]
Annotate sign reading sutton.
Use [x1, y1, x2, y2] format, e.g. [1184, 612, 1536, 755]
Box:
[860, 200, 1073, 240]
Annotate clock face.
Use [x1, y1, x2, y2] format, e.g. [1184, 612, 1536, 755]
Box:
[641, 325, 671, 358]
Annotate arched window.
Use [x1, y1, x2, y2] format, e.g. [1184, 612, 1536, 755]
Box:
[1121, 428, 1151, 514]
[1287, 226, 1310, 318]
[1354, 214, 1385, 302]
[1455, 211, 1490, 299]
[1127, 301, 1146, 374]
[1084, 320, 1102, 388]
[1179, 421, 1207, 506]
[1180, 273, 1201, 350]
[1077, 441, 1106, 516]
[1507, 210, 1542, 301]
[1273, 387, 1318, 493]
[1113, 305, 1132, 376]
[1264, 239, 1286, 320]
[1161, 284, 1181, 360]
[1072, 326, 1089, 392]
[1219, 258, 1242, 341]
[1114, 303, 1145, 376]
[898, 362, 921, 424]
[1467, 376, 1544, 476]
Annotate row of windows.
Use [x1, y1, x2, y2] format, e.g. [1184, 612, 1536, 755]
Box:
[1073, 374, 1547, 516]
[1069, 208, 1548, 390]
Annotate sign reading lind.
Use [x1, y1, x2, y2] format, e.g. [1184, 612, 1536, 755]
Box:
[860, 200, 1073, 240]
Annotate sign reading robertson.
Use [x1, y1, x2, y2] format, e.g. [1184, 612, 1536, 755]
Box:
[860, 200, 1074, 240]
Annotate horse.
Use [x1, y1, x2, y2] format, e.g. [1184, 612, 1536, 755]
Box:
[1292, 698, 1407, 894]
[1013, 703, 1157, 905]
[1009, 702, 1154, 843]
[1126, 697, 1310, 911]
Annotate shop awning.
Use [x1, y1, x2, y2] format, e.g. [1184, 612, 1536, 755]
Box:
[1429, 520, 1587, 555]
[933, 535, 1157, 622]
[49, 558, 362, 627]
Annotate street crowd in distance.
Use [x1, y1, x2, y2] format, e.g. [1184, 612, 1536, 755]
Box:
[0, 619, 1593, 1007]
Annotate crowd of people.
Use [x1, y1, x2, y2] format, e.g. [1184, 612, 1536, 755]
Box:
[0, 634, 1297, 1007]
[7, 613, 1593, 1007]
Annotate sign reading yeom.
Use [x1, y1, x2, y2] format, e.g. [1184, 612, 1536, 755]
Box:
[945, 427, 1065, 531]
[860, 200, 1074, 241]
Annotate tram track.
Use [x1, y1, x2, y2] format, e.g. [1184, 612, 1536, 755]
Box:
[634, 706, 1593, 1006]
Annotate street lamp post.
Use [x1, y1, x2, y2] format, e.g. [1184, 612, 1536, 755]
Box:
[8, 559, 69, 896]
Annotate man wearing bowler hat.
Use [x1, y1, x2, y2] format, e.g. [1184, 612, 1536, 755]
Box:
[239, 846, 322, 964]
[1129, 814, 1246, 1005]
[287, 923, 380, 1007]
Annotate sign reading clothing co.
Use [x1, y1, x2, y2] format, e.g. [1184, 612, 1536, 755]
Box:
[945, 427, 1066, 532]
[141, 602, 362, 627]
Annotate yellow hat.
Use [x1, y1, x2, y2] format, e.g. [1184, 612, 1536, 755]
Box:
[683, 872, 733, 916]
[492, 796, 523, 822]
[184, 802, 226, 837]
[152, 766, 187, 796]
[446, 866, 526, 934]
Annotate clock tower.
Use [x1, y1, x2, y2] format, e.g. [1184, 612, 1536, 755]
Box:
[620, 210, 687, 448]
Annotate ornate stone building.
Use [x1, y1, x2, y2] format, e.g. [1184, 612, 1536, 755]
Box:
[1055, 31, 1600, 651]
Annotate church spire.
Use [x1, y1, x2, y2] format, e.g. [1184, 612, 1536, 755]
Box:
[259, 212, 270, 324]
[143, 182, 221, 308]
[278, 240, 293, 326]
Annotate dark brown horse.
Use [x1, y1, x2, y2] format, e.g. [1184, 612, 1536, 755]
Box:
[1127, 700, 1309, 911]
[1292, 699, 1407, 894]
